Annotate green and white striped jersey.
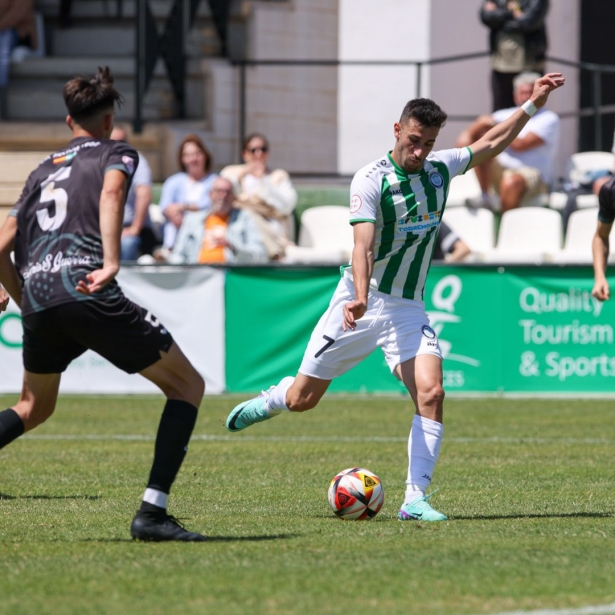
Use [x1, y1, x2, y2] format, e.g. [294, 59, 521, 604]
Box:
[346, 147, 472, 301]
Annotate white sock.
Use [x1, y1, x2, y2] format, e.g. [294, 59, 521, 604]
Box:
[265, 376, 295, 412]
[143, 487, 168, 509]
[404, 414, 443, 503]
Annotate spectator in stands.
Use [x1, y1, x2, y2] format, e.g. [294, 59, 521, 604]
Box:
[59, 0, 73, 28]
[562, 131, 615, 231]
[221, 133, 297, 260]
[456, 71, 560, 213]
[166, 177, 267, 265]
[159, 134, 217, 252]
[433, 221, 471, 262]
[110, 125, 158, 262]
[591, 175, 615, 302]
[0, 0, 37, 118]
[480, 0, 549, 112]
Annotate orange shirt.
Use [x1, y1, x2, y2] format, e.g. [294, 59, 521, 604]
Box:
[197, 214, 229, 264]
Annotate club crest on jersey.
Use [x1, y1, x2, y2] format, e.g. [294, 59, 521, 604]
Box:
[428, 171, 444, 188]
[397, 210, 440, 233]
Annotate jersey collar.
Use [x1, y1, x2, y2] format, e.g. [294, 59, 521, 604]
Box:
[387, 151, 426, 179]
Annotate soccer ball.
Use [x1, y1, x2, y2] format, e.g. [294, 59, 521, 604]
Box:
[328, 467, 384, 520]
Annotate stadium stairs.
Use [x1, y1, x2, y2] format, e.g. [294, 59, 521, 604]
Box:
[0, 0, 230, 223]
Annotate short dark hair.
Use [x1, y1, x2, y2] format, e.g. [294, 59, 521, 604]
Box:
[63, 66, 123, 122]
[177, 134, 213, 173]
[399, 98, 447, 128]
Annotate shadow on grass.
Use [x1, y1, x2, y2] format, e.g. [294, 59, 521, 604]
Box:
[54, 533, 300, 544]
[0, 493, 100, 500]
[453, 511, 613, 521]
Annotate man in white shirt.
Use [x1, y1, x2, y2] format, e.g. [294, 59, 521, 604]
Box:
[457, 71, 560, 212]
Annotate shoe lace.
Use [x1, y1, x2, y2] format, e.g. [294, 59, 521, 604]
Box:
[165, 514, 188, 530]
[424, 487, 440, 503]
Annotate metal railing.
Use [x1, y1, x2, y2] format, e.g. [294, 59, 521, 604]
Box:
[132, 7, 615, 154]
[230, 53, 615, 154]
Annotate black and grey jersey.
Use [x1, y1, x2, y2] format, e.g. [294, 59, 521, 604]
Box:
[11, 137, 138, 316]
[598, 175, 615, 225]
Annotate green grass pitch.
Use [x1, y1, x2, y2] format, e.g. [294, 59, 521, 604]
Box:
[1, 394, 614, 615]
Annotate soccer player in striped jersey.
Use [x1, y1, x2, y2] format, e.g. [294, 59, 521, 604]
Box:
[226, 72, 565, 521]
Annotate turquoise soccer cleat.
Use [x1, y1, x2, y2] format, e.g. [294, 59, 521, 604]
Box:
[397, 491, 448, 522]
[225, 388, 279, 432]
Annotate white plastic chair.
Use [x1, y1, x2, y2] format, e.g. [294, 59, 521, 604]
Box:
[284, 205, 354, 264]
[568, 151, 615, 186]
[443, 207, 495, 260]
[482, 207, 563, 263]
[550, 207, 598, 264]
[446, 168, 482, 207]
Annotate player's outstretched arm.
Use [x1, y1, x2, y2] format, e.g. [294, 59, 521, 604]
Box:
[343, 222, 375, 332]
[0, 215, 22, 309]
[592, 221, 612, 301]
[467, 73, 565, 170]
[76, 169, 127, 295]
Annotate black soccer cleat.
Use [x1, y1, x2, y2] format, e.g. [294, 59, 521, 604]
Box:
[130, 510, 207, 542]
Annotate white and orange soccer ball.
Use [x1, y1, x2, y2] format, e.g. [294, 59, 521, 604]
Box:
[327, 467, 384, 520]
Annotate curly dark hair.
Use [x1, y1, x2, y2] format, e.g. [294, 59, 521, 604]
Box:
[62, 66, 123, 122]
[399, 98, 447, 128]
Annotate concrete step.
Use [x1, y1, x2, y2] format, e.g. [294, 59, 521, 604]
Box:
[0, 151, 50, 208]
[6, 57, 208, 121]
[0, 122, 168, 183]
[48, 23, 220, 58]
[37, 0, 216, 21]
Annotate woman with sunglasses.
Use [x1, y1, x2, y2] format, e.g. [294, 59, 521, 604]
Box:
[221, 133, 297, 260]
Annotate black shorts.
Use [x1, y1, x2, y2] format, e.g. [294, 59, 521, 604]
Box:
[22, 297, 174, 374]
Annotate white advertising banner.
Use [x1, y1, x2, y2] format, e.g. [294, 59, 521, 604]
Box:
[0, 266, 226, 394]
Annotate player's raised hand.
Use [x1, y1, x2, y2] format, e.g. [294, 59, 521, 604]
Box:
[75, 265, 119, 295]
[343, 299, 367, 332]
[531, 73, 565, 108]
[592, 279, 611, 302]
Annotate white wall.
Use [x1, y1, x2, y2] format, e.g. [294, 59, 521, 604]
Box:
[338, 0, 580, 181]
[430, 0, 579, 184]
[337, 0, 431, 175]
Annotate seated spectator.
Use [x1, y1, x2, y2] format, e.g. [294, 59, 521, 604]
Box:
[159, 134, 218, 251]
[0, 0, 37, 118]
[167, 177, 268, 265]
[562, 131, 615, 231]
[110, 125, 158, 262]
[434, 221, 471, 262]
[456, 71, 560, 213]
[221, 133, 297, 260]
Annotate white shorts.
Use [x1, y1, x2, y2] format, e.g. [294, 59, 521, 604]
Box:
[299, 275, 443, 381]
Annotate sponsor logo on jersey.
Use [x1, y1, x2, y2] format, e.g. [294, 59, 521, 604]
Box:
[422, 325, 437, 339]
[390, 187, 403, 197]
[428, 171, 444, 188]
[350, 194, 362, 213]
[122, 155, 135, 175]
[396, 211, 440, 233]
[53, 152, 77, 165]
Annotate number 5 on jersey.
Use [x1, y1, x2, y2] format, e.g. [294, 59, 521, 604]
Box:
[37, 166, 72, 231]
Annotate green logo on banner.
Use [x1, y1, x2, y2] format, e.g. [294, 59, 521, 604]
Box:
[0, 313, 23, 349]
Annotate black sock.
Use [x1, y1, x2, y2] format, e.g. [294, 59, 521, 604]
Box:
[0, 409, 25, 450]
[145, 399, 198, 496]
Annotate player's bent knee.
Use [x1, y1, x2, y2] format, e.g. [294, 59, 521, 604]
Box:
[418, 382, 445, 407]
